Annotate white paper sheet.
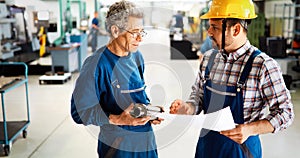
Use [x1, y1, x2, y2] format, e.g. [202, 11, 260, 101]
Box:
[150, 106, 235, 131]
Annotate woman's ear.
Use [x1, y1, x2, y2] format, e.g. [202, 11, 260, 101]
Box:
[111, 25, 119, 38]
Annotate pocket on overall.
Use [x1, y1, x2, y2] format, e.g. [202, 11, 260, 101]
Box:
[111, 79, 148, 110]
[203, 80, 237, 114]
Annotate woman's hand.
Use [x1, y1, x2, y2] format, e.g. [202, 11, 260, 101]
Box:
[150, 117, 164, 125]
[109, 104, 151, 126]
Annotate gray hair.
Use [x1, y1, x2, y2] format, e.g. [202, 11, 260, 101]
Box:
[105, 0, 144, 34]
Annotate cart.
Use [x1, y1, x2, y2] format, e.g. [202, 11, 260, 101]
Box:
[0, 62, 30, 156]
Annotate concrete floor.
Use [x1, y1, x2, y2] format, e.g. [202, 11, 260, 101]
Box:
[1, 29, 300, 158]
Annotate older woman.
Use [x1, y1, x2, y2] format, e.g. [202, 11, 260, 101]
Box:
[71, 1, 162, 157]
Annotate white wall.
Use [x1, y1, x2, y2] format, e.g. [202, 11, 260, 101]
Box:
[135, 1, 205, 29]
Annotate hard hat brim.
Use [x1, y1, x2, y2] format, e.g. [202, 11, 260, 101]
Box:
[200, 12, 257, 19]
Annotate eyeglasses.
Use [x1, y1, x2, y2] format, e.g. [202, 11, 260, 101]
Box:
[120, 28, 147, 39]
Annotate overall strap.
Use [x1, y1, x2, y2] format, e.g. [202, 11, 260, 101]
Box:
[237, 50, 261, 158]
[237, 50, 261, 89]
[204, 50, 218, 79]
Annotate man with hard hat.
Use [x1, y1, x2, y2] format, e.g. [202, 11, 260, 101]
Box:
[169, 0, 294, 157]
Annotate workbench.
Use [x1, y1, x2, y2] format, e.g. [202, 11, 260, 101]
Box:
[48, 43, 80, 72]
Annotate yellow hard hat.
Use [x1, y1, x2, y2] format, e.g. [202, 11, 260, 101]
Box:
[200, 0, 257, 19]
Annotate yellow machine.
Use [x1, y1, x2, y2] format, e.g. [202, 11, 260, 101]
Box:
[38, 26, 47, 57]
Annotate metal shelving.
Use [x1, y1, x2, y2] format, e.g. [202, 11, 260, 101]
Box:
[273, 3, 300, 45]
[0, 62, 30, 156]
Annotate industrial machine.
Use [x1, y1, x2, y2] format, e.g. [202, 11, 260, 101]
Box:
[0, 3, 20, 61]
[38, 0, 88, 84]
[33, 10, 51, 57]
[0, 3, 38, 63]
[53, 0, 87, 46]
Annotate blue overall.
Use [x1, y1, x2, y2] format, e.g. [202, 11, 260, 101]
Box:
[195, 50, 262, 158]
[71, 47, 157, 158]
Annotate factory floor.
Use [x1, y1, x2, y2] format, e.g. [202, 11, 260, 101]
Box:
[1, 29, 300, 158]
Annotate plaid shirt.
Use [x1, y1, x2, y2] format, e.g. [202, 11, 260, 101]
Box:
[187, 40, 294, 133]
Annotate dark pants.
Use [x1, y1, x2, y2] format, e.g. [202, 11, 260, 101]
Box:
[91, 28, 98, 52]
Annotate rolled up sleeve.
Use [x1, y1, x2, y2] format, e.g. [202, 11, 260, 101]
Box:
[260, 59, 294, 133]
[186, 70, 204, 115]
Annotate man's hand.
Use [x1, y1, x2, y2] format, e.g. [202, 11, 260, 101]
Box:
[169, 99, 194, 115]
[220, 120, 274, 144]
[220, 124, 251, 144]
[109, 104, 151, 126]
[92, 24, 99, 30]
[149, 105, 164, 125]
